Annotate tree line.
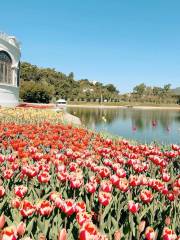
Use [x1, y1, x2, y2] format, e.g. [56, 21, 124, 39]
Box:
[20, 62, 180, 104]
[121, 83, 180, 104]
[20, 62, 120, 103]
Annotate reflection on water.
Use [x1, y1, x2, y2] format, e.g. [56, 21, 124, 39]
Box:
[67, 107, 180, 144]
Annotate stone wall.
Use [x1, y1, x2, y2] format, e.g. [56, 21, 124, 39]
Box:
[0, 33, 21, 107]
[0, 84, 19, 107]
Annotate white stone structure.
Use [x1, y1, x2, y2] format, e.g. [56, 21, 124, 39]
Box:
[0, 32, 21, 107]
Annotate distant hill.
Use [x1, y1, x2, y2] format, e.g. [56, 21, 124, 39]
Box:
[172, 87, 180, 95]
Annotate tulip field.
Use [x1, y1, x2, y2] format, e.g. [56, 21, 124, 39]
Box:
[0, 108, 179, 240]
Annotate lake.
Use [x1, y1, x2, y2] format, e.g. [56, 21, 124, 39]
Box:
[67, 107, 180, 144]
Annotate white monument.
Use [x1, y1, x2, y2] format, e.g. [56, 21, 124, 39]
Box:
[0, 32, 21, 107]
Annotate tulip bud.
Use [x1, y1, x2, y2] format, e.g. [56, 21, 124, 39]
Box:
[114, 229, 121, 240]
[154, 230, 158, 240]
[0, 213, 5, 229]
[165, 216, 171, 226]
[17, 221, 26, 236]
[138, 220, 146, 233]
[38, 233, 46, 240]
[58, 228, 67, 240]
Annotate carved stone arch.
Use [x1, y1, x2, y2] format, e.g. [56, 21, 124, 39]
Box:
[0, 50, 12, 63]
[0, 50, 12, 84]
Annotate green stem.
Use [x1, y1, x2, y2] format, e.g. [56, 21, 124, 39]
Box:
[99, 204, 103, 232]
[64, 216, 67, 229]
[73, 189, 76, 199]
[90, 193, 94, 209]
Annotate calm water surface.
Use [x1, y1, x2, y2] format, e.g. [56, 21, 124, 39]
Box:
[67, 107, 180, 144]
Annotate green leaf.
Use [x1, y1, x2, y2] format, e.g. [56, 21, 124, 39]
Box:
[5, 216, 13, 226]
[111, 217, 119, 230]
[102, 200, 113, 221]
[27, 218, 34, 234]
[85, 194, 91, 212]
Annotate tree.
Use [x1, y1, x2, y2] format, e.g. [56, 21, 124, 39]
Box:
[105, 84, 118, 93]
[20, 80, 54, 103]
[133, 83, 146, 97]
[145, 86, 152, 96]
[163, 84, 171, 95]
[152, 87, 163, 97]
[68, 72, 74, 80]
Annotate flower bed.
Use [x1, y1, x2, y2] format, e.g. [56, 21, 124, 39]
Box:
[18, 103, 55, 109]
[0, 109, 179, 239]
[0, 108, 63, 124]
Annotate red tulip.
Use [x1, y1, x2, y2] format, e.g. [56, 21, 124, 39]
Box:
[0, 154, 5, 163]
[49, 191, 61, 202]
[0, 226, 17, 240]
[98, 191, 112, 206]
[162, 172, 171, 182]
[23, 165, 39, 178]
[20, 200, 36, 217]
[70, 178, 83, 189]
[174, 179, 180, 188]
[98, 166, 111, 178]
[38, 171, 51, 183]
[69, 162, 78, 171]
[100, 181, 112, 192]
[3, 169, 14, 179]
[110, 174, 120, 187]
[85, 182, 97, 194]
[129, 175, 140, 187]
[55, 196, 63, 209]
[140, 190, 153, 204]
[145, 227, 156, 240]
[75, 201, 86, 213]
[0, 186, 5, 198]
[172, 144, 179, 151]
[37, 200, 53, 216]
[14, 185, 28, 198]
[57, 172, 69, 182]
[116, 168, 126, 178]
[128, 200, 140, 214]
[76, 211, 92, 226]
[167, 192, 175, 201]
[118, 178, 129, 192]
[61, 199, 75, 216]
[162, 227, 177, 240]
[79, 222, 98, 240]
[11, 197, 21, 209]
[7, 154, 16, 163]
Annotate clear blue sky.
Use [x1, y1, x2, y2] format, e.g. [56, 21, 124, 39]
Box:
[1, 0, 180, 92]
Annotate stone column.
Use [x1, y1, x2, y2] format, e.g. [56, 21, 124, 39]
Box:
[11, 66, 17, 86]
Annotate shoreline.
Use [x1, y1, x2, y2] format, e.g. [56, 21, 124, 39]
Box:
[67, 104, 180, 110]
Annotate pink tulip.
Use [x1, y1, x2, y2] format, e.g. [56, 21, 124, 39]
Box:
[165, 216, 171, 226]
[17, 221, 26, 236]
[58, 228, 67, 240]
[138, 220, 146, 233]
[0, 213, 5, 229]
